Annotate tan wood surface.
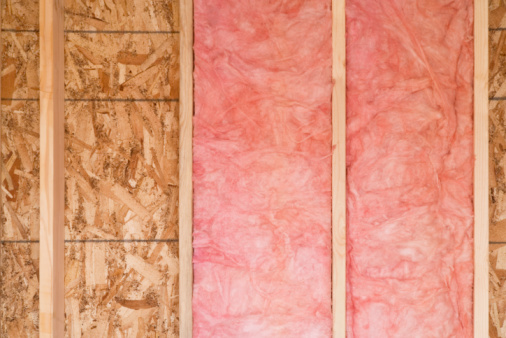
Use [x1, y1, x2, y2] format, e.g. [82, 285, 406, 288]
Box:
[332, 0, 347, 337]
[475, 0, 489, 337]
[179, 0, 194, 336]
[39, 0, 65, 336]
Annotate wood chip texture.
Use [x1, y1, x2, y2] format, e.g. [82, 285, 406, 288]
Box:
[63, 0, 180, 336]
[0, 0, 40, 336]
[490, 0, 506, 337]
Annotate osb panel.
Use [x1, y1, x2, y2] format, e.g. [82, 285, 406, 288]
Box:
[1, 32, 39, 100]
[64, 0, 179, 32]
[491, 0, 506, 29]
[64, 32, 179, 100]
[1, 0, 39, 30]
[1, 101, 39, 240]
[491, 2, 506, 335]
[64, 242, 179, 337]
[0, 243, 39, 337]
[490, 31, 506, 99]
[490, 244, 506, 338]
[65, 101, 178, 240]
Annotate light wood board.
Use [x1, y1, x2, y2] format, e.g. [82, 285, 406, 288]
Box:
[475, 0, 489, 337]
[179, 0, 193, 336]
[332, 0, 346, 337]
[39, 0, 65, 336]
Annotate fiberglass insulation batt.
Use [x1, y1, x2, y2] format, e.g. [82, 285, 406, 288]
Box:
[192, 0, 332, 336]
[346, 0, 474, 337]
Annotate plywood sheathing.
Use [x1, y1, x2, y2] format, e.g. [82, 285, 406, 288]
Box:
[64, 242, 179, 337]
[491, 242, 506, 338]
[491, 0, 506, 337]
[1, 101, 40, 240]
[1, 32, 39, 100]
[63, 0, 180, 335]
[1, 0, 39, 30]
[64, 33, 179, 100]
[64, 0, 179, 32]
[0, 243, 39, 336]
[0, 0, 40, 335]
[65, 101, 179, 240]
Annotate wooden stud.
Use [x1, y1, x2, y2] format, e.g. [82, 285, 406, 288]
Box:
[39, 0, 65, 336]
[474, 0, 489, 336]
[179, 0, 194, 336]
[332, 0, 346, 337]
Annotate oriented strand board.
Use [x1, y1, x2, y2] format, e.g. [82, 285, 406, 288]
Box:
[64, 33, 179, 100]
[1, 32, 39, 100]
[491, 1, 506, 337]
[490, 100, 506, 241]
[490, 91, 506, 338]
[0, 0, 40, 335]
[491, 0, 506, 29]
[1, 0, 39, 30]
[63, 0, 181, 335]
[64, 0, 179, 32]
[490, 244, 506, 338]
[490, 31, 506, 99]
[1, 100, 39, 240]
[0, 243, 40, 337]
[64, 101, 179, 240]
[64, 242, 179, 337]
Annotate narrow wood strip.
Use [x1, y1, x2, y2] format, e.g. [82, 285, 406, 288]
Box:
[474, 0, 489, 336]
[179, 0, 194, 336]
[332, 0, 346, 336]
[39, 0, 65, 336]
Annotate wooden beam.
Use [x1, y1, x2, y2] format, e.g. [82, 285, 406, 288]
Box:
[332, 0, 346, 337]
[179, 0, 194, 336]
[474, 0, 489, 336]
[39, 0, 65, 336]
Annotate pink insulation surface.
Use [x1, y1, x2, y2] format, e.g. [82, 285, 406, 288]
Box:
[346, 1, 474, 337]
[192, 0, 332, 336]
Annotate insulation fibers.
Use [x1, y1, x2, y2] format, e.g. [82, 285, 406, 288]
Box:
[346, 0, 474, 337]
[193, 0, 332, 336]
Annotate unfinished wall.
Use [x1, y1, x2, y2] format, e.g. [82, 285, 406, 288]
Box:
[63, 0, 180, 336]
[0, 0, 40, 336]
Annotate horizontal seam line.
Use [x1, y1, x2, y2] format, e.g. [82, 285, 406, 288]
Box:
[65, 239, 178, 243]
[1, 29, 38, 33]
[0, 240, 39, 243]
[65, 98, 178, 102]
[1, 29, 179, 34]
[1, 98, 39, 101]
[65, 30, 179, 34]
[1, 98, 178, 102]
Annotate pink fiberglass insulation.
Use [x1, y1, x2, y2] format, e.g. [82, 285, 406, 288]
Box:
[193, 0, 332, 336]
[346, 0, 474, 337]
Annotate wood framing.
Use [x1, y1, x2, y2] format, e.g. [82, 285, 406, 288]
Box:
[179, 0, 194, 336]
[332, 0, 347, 337]
[39, 0, 65, 336]
[474, 0, 489, 336]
